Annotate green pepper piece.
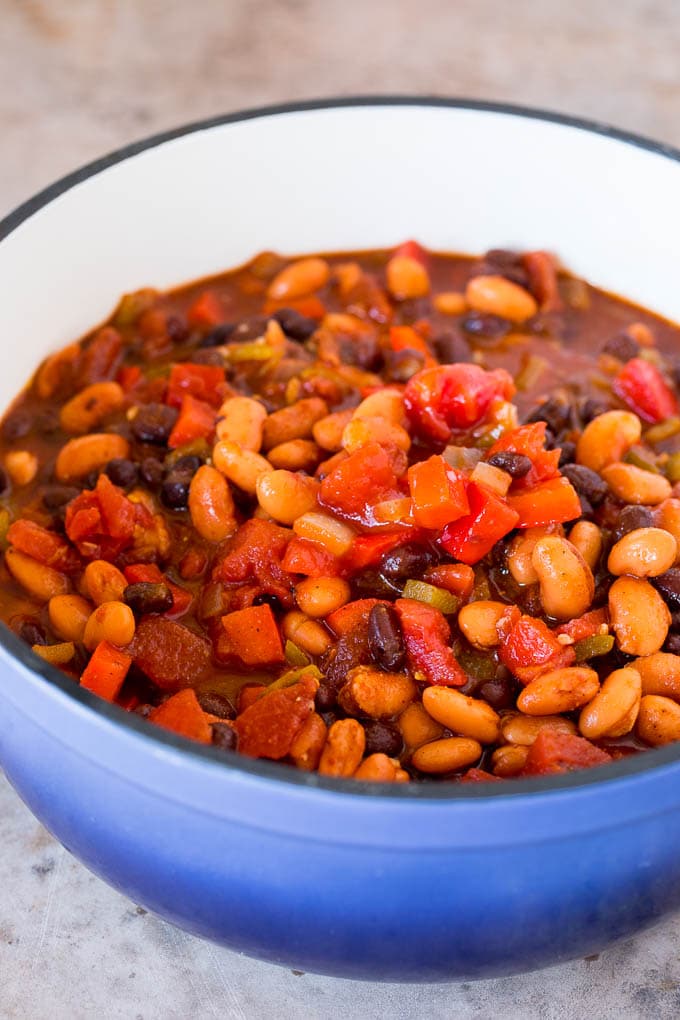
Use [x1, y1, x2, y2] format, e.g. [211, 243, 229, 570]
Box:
[402, 579, 460, 614]
[645, 417, 680, 445]
[573, 633, 615, 662]
[667, 452, 680, 484]
[260, 664, 322, 697]
[226, 343, 276, 363]
[458, 649, 498, 681]
[285, 640, 311, 668]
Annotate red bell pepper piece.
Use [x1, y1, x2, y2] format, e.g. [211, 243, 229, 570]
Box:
[80, 640, 131, 702]
[318, 442, 404, 524]
[234, 675, 317, 759]
[327, 598, 389, 637]
[340, 531, 415, 574]
[166, 362, 226, 409]
[221, 604, 285, 666]
[499, 614, 575, 684]
[167, 394, 216, 448]
[439, 482, 520, 565]
[187, 290, 225, 330]
[408, 456, 470, 529]
[282, 537, 341, 577]
[506, 476, 581, 528]
[488, 422, 560, 488]
[395, 598, 467, 687]
[612, 357, 678, 424]
[555, 608, 609, 642]
[423, 563, 475, 601]
[521, 250, 562, 311]
[116, 364, 142, 391]
[404, 363, 515, 443]
[149, 689, 213, 744]
[522, 730, 611, 776]
[389, 326, 437, 368]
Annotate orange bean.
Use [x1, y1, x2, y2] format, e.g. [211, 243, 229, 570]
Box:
[290, 712, 327, 771]
[500, 713, 577, 745]
[55, 433, 130, 481]
[634, 651, 680, 701]
[5, 548, 70, 601]
[282, 611, 332, 656]
[579, 667, 642, 739]
[82, 560, 128, 605]
[457, 600, 507, 649]
[422, 686, 500, 743]
[609, 576, 670, 656]
[411, 737, 482, 774]
[215, 396, 267, 450]
[5, 451, 38, 486]
[318, 718, 366, 777]
[295, 576, 351, 618]
[465, 274, 537, 323]
[83, 600, 135, 650]
[32, 641, 76, 665]
[576, 411, 641, 473]
[354, 753, 399, 781]
[339, 666, 417, 719]
[267, 439, 321, 472]
[59, 381, 125, 434]
[267, 257, 330, 301]
[189, 465, 237, 542]
[312, 410, 354, 451]
[517, 666, 600, 716]
[262, 398, 328, 450]
[256, 470, 319, 526]
[637, 694, 680, 746]
[398, 702, 444, 749]
[386, 255, 430, 300]
[602, 462, 671, 505]
[491, 744, 529, 777]
[48, 593, 92, 642]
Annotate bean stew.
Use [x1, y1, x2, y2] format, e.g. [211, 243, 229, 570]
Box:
[3, 242, 680, 784]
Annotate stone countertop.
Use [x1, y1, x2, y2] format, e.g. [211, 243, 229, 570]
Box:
[3, 1, 680, 1016]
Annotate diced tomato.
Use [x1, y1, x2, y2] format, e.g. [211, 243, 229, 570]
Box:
[341, 531, 415, 574]
[221, 604, 285, 666]
[460, 768, 503, 783]
[506, 476, 581, 528]
[500, 614, 575, 684]
[404, 363, 516, 442]
[282, 537, 341, 577]
[166, 362, 226, 409]
[234, 675, 317, 759]
[80, 640, 131, 702]
[213, 519, 294, 607]
[521, 250, 562, 311]
[79, 327, 122, 386]
[327, 598, 389, 638]
[555, 608, 609, 642]
[7, 520, 80, 572]
[149, 689, 213, 744]
[178, 547, 209, 580]
[131, 618, 212, 691]
[612, 357, 678, 424]
[65, 475, 151, 559]
[394, 240, 428, 264]
[167, 394, 216, 448]
[123, 563, 193, 618]
[522, 730, 611, 776]
[318, 442, 404, 524]
[238, 684, 267, 712]
[187, 290, 225, 330]
[116, 364, 142, 391]
[488, 422, 560, 488]
[439, 482, 520, 565]
[424, 563, 475, 601]
[408, 456, 470, 530]
[389, 326, 436, 368]
[395, 598, 467, 687]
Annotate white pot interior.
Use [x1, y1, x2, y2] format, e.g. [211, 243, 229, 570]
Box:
[1, 103, 679, 412]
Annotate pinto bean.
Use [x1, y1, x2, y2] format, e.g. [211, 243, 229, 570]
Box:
[215, 396, 267, 451]
[422, 685, 500, 743]
[531, 536, 594, 620]
[267, 257, 330, 301]
[262, 398, 328, 450]
[386, 255, 430, 300]
[517, 666, 600, 715]
[602, 462, 671, 506]
[457, 600, 507, 649]
[339, 666, 417, 719]
[465, 274, 537, 323]
[579, 667, 642, 739]
[55, 433, 130, 482]
[608, 527, 677, 578]
[411, 737, 482, 774]
[576, 410, 641, 473]
[188, 465, 237, 542]
[6, 549, 70, 601]
[60, 381, 125, 434]
[318, 718, 366, 777]
[609, 576, 671, 656]
[637, 694, 680, 745]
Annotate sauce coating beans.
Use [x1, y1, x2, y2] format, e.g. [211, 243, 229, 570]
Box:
[4, 242, 680, 783]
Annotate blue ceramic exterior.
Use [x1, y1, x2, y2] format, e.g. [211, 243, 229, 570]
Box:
[3, 99, 680, 981]
[3, 629, 680, 982]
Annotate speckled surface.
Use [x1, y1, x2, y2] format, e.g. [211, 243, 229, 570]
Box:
[3, 1, 680, 1015]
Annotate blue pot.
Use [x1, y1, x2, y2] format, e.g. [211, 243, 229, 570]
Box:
[2, 98, 680, 981]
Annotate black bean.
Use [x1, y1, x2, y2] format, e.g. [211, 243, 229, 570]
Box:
[487, 451, 532, 478]
[613, 504, 654, 540]
[557, 441, 577, 467]
[671, 611, 680, 633]
[461, 312, 510, 339]
[363, 720, 403, 757]
[561, 464, 608, 506]
[1, 408, 33, 441]
[578, 397, 609, 425]
[476, 249, 530, 288]
[161, 476, 191, 510]
[381, 543, 436, 581]
[651, 570, 680, 610]
[384, 348, 426, 382]
[131, 403, 178, 444]
[433, 330, 472, 364]
[664, 633, 680, 655]
[252, 591, 283, 613]
[36, 409, 61, 435]
[273, 307, 317, 340]
[368, 604, 406, 671]
[190, 348, 226, 367]
[123, 582, 174, 616]
[105, 457, 139, 489]
[82, 470, 100, 491]
[166, 315, 188, 344]
[315, 681, 339, 712]
[41, 485, 80, 511]
[169, 454, 203, 474]
[352, 569, 402, 599]
[200, 322, 236, 347]
[602, 333, 639, 362]
[211, 723, 238, 751]
[479, 674, 517, 710]
[0, 466, 8, 495]
[525, 396, 573, 434]
[17, 618, 46, 645]
[197, 691, 235, 719]
[140, 456, 164, 488]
